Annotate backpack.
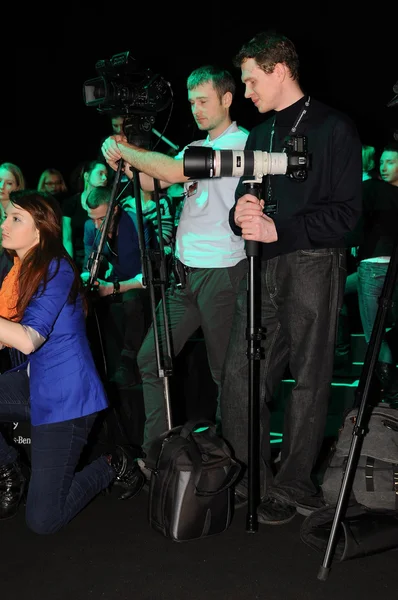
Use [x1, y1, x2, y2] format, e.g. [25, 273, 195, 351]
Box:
[145, 419, 241, 542]
[321, 402, 398, 511]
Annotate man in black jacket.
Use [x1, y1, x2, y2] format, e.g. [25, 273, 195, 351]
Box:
[220, 31, 362, 524]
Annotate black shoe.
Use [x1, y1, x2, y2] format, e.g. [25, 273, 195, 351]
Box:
[0, 460, 26, 520]
[234, 480, 267, 509]
[107, 446, 145, 500]
[257, 497, 296, 525]
[295, 493, 327, 516]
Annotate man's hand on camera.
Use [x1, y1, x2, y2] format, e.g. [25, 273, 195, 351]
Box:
[235, 194, 278, 244]
[101, 135, 126, 171]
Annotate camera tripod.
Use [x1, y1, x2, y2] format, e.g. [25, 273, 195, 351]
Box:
[318, 235, 398, 580]
[86, 113, 174, 442]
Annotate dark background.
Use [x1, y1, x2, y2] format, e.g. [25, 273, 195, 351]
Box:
[2, 10, 397, 189]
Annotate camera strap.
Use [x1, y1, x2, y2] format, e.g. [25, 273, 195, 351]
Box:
[265, 95, 310, 215]
[265, 120, 277, 213]
[289, 95, 311, 136]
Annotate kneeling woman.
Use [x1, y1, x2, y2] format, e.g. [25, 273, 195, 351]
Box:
[0, 190, 144, 534]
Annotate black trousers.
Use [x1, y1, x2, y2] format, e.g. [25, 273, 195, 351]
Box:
[221, 248, 346, 503]
[87, 288, 151, 381]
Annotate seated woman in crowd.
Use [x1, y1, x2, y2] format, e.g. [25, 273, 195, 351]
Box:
[62, 160, 108, 272]
[37, 167, 69, 209]
[0, 190, 144, 534]
[0, 162, 25, 214]
[0, 162, 26, 286]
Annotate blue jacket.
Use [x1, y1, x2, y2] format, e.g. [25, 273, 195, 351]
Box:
[83, 207, 149, 282]
[19, 258, 108, 426]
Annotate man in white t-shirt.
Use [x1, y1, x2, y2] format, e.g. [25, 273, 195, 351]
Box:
[102, 65, 248, 461]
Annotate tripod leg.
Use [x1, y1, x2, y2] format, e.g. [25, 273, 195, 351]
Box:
[318, 238, 398, 580]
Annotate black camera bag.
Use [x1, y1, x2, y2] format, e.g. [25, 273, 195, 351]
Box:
[145, 419, 241, 542]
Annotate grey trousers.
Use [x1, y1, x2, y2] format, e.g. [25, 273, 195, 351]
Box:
[137, 259, 248, 454]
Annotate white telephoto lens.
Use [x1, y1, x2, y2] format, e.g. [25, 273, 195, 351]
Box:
[213, 150, 222, 177]
[231, 151, 246, 178]
[252, 151, 266, 180]
[266, 152, 288, 175]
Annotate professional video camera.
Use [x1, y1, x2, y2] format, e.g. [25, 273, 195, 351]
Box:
[83, 51, 172, 116]
[183, 136, 310, 181]
[83, 51, 173, 149]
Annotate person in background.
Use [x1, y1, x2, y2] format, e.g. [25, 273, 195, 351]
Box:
[0, 190, 144, 533]
[37, 168, 69, 209]
[121, 184, 175, 257]
[220, 30, 362, 524]
[361, 144, 377, 181]
[334, 143, 378, 372]
[110, 115, 125, 135]
[0, 163, 26, 285]
[0, 163, 25, 214]
[355, 142, 398, 400]
[62, 160, 108, 272]
[81, 186, 150, 388]
[101, 65, 249, 467]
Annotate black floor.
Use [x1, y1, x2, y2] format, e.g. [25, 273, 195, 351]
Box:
[1, 487, 397, 600]
[3, 331, 397, 599]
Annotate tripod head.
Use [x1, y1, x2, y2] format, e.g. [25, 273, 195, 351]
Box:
[123, 112, 157, 149]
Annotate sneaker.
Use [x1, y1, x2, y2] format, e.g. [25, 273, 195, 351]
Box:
[257, 497, 296, 525]
[295, 493, 327, 516]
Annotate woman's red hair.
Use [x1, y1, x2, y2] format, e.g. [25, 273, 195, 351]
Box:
[7, 190, 85, 319]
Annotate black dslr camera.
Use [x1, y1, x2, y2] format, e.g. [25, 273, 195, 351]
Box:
[283, 136, 310, 181]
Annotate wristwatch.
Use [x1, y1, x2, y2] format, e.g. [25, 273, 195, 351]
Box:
[112, 280, 120, 296]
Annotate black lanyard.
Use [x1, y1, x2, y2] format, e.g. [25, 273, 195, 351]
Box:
[265, 95, 311, 215]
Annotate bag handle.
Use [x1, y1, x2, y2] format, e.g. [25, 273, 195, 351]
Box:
[185, 425, 242, 496]
[145, 419, 241, 494]
[194, 459, 241, 497]
[144, 422, 215, 471]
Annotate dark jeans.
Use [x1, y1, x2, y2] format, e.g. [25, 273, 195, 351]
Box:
[0, 370, 114, 534]
[137, 260, 248, 454]
[358, 260, 393, 364]
[221, 248, 346, 503]
[90, 288, 150, 379]
[121, 287, 151, 362]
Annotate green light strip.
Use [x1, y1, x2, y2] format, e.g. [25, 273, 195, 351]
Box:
[282, 379, 359, 388]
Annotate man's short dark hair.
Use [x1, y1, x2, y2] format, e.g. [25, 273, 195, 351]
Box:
[86, 186, 111, 209]
[233, 30, 300, 80]
[187, 65, 236, 102]
[383, 141, 398, 155]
